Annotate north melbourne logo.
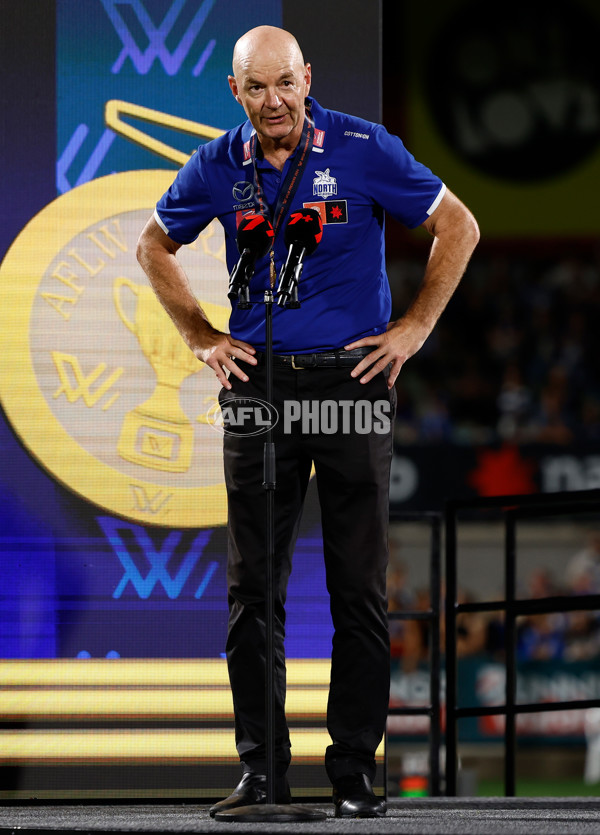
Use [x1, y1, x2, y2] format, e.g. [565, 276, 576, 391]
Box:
[313, 169, 338, 199]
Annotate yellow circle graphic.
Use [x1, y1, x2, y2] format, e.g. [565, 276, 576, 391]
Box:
[0, 170, 230, 528]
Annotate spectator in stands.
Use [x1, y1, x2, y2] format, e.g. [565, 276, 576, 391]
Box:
[456, 589, 488, 658]
[496, 361, 533, 441]
[581, 395, 600, 442]
[517, 612, 567, 662]
[415, 383, 452, 442]
[565, 530, 600, 595]
[517, 568, 566, 662]
[387, 554, 428, 670]
[563, 610, 600, 662]
[387, 560, 415, 651]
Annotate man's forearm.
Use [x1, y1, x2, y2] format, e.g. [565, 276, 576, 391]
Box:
[343, 190, 479, 389]
[136, 220, 217, 356]
[403, 221, 479, 340]
[136, 215, 256, 389]
[403, 190, 480, 341]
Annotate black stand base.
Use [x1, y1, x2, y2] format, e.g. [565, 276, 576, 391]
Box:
[213, 804, 327, 823]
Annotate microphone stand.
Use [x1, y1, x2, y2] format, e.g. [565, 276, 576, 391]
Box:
[214, 284, 325, 824]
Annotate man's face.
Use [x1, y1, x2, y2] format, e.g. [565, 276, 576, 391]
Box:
[228, 56, 311, 147]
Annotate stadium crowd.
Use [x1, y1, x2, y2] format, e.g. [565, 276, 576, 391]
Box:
[387, 246, 600, 446]
[387, 529, 600, 668]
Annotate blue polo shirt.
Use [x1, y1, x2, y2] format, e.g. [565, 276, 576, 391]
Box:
[155, 97, 445, 354]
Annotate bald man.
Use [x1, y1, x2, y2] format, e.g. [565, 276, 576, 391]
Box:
[138, 25, 479, 818]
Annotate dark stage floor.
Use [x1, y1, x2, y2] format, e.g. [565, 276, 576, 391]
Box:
[2, 798, 600, 835]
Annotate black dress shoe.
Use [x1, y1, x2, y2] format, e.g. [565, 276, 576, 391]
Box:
[209, 772, 292, 817]
[332, 773, 387, 818]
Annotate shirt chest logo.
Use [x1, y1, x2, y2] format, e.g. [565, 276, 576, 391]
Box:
[303, 200, 348, 225]
[313, 129, 325, 148]
[232, 181, 256, 211]
[313, 168, 337, 199]
[232, 181, 254, 203]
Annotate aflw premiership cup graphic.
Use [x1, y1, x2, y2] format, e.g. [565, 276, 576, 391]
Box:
[113, 276, 200, 473]
[0, 105, 233, 527]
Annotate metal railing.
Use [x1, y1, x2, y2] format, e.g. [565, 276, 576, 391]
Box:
[387, 510, 442, 796]
[444, 489, 600, 796]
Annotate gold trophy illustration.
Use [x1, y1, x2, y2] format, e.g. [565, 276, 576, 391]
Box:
[108, 102, 229, 474]
[114, 276, 228, 473]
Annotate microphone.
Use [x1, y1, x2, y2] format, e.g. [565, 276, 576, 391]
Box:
[228, 213, 275, 307]
[276, 208, 323, 308]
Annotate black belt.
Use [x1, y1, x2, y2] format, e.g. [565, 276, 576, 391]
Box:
[255, 347, 373, 369]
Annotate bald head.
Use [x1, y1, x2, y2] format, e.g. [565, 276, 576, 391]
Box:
[232, 26, 305, 77]
[228, 26, 311, 153]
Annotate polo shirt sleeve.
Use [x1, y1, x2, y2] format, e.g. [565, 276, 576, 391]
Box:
[367, 124, 446, 229]
[154, 149, 215, 245]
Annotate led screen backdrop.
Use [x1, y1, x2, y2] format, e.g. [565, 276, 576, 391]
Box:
[0, 0, 381, 661]
[0, 0, 281, 665]
[0, 0, 382, 799]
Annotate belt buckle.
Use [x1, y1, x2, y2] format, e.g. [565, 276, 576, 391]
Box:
[290, 355, 306, 370]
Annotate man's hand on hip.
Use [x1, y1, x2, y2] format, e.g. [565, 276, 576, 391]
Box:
[197, 331, 257, 390]
[345, 320, 427, 390]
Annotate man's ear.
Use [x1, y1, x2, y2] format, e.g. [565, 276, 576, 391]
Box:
[228, 75, 241, 102]
[304, 63, 312, 95]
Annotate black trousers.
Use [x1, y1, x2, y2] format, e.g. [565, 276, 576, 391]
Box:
[220, 357, 396, 783]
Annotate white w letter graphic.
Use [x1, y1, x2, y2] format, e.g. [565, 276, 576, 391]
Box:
[101, 0, 217, 76]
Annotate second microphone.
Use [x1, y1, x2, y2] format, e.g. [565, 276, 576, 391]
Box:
[277, 208, 323, 308]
